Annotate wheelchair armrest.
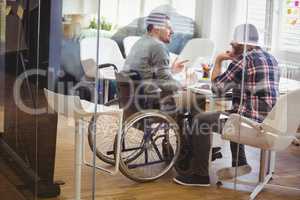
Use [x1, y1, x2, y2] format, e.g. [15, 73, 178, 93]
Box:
[145, 88, 162, 95]
[141, 82, 162, 95]
[104, 98, 119, 106]
[97, 63, 118, 72]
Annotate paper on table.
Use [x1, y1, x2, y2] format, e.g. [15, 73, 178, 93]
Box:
[219, 113, 229, 120]
[173, 67, 199, 88]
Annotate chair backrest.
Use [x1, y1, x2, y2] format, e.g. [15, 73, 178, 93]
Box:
[80, 37, 125, 77]
[263, 88, 300, 134]
[123, 36, 141, 57]
[178, 38, 215, 67]
[115, 71, 144, 120]
[44, 89, 84, 118]
[115, 70, 163, 117]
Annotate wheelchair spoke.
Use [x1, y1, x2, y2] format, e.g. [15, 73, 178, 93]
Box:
[150, 137, 164, 161]
[144, 147, 148, 164]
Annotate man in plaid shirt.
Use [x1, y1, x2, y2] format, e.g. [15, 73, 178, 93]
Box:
[212, 44, 280, 123]
[174, 24, 280, 186]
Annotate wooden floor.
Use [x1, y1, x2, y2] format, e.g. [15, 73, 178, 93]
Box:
[0, 105, 4, 133]
[49, 115, 300, 200]
[0, 159, 26, 200]
[0, 110, 299, 200]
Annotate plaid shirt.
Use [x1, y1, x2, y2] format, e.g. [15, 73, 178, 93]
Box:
[212, 48, 280, 122]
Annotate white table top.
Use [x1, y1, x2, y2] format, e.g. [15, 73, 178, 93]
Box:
[82, 57, 300, 95]
[278, 77, 300, 94]
[187, 77, 300, 96]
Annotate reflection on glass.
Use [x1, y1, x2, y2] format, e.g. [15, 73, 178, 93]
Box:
[0, 0, 5, 133]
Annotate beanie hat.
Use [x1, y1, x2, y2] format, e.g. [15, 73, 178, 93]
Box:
[233, 24, 261, 46]
[145, 12, 170, 29]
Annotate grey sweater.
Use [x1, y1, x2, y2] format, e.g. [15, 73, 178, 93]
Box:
[123, 34, 180, 93]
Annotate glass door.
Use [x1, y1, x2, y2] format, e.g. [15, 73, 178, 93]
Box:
[0, 0, 61, 199]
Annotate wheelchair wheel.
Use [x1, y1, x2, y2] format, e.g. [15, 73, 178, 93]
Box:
[88, 114, 119, 165]
[116, 110, 181, 182]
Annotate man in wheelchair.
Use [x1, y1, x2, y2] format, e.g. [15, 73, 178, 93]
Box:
[121, 12, 215, 185]
[123, 12, 187, 94]
[121, 11, 191, 128]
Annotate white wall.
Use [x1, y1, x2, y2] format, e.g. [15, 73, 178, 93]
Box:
[194, 0, 212, 38]
[62, 0, 84, 15]
[62, 0, 98, 15]
[195, 0, 238, 53]
[209, 0, 234, 53]
[196, 0, 260, 54]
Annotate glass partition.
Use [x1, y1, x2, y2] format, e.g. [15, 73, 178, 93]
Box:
[220, 0, 300, 196]
[0, 0, 5, 134]
[1, 0, 294, 199]
[269, 0, 300, 190]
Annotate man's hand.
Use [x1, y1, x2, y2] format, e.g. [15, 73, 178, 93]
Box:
[171, 57, 189, 74]
[216, 51, 234, 63]
[211, 51, 234, 81]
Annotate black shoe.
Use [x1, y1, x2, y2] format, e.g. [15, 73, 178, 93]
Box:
[173, 175, 210, 187]
[212, 147, 221, 154]
[232, 160, 248, 167]
[212, 152, 223, 161]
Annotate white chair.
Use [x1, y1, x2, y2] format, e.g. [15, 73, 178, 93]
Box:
[178, 38, 215, 68]
[44, 89, 123, 200]
[80, 37, 124, 103]
[123, 36, 141, 57]
[223, 89, 300, 151]
[80, 37, 125, 79]
[222, 88, 300, 199]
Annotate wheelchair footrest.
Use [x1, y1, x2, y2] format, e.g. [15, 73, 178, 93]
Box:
[128, 160, 166, 169]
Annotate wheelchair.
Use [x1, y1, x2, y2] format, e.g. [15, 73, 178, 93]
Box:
[87, 64, 222, 182]
[87, 64, 181, 182]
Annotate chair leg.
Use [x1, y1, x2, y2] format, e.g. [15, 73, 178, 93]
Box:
[249, 149, 272, 200]
[113, 113, 123, 174]
[82, 112, 123, 175]
[208, 134, 213, 177]
[81, 118, 86, 164]
[249, 174, 272, 200]
[104, 80, 109, 104]
[74, 118, 83, 200]
[269, 151, 276, 174]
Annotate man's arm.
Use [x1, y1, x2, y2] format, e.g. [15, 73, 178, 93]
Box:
[211, 51, 233, 81]
[171, 57, 188, 74]
[211, 52, 244, 95]
[151, 44, 181, 91]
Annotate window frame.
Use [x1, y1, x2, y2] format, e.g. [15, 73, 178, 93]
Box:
[271, 0, 300, 64]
